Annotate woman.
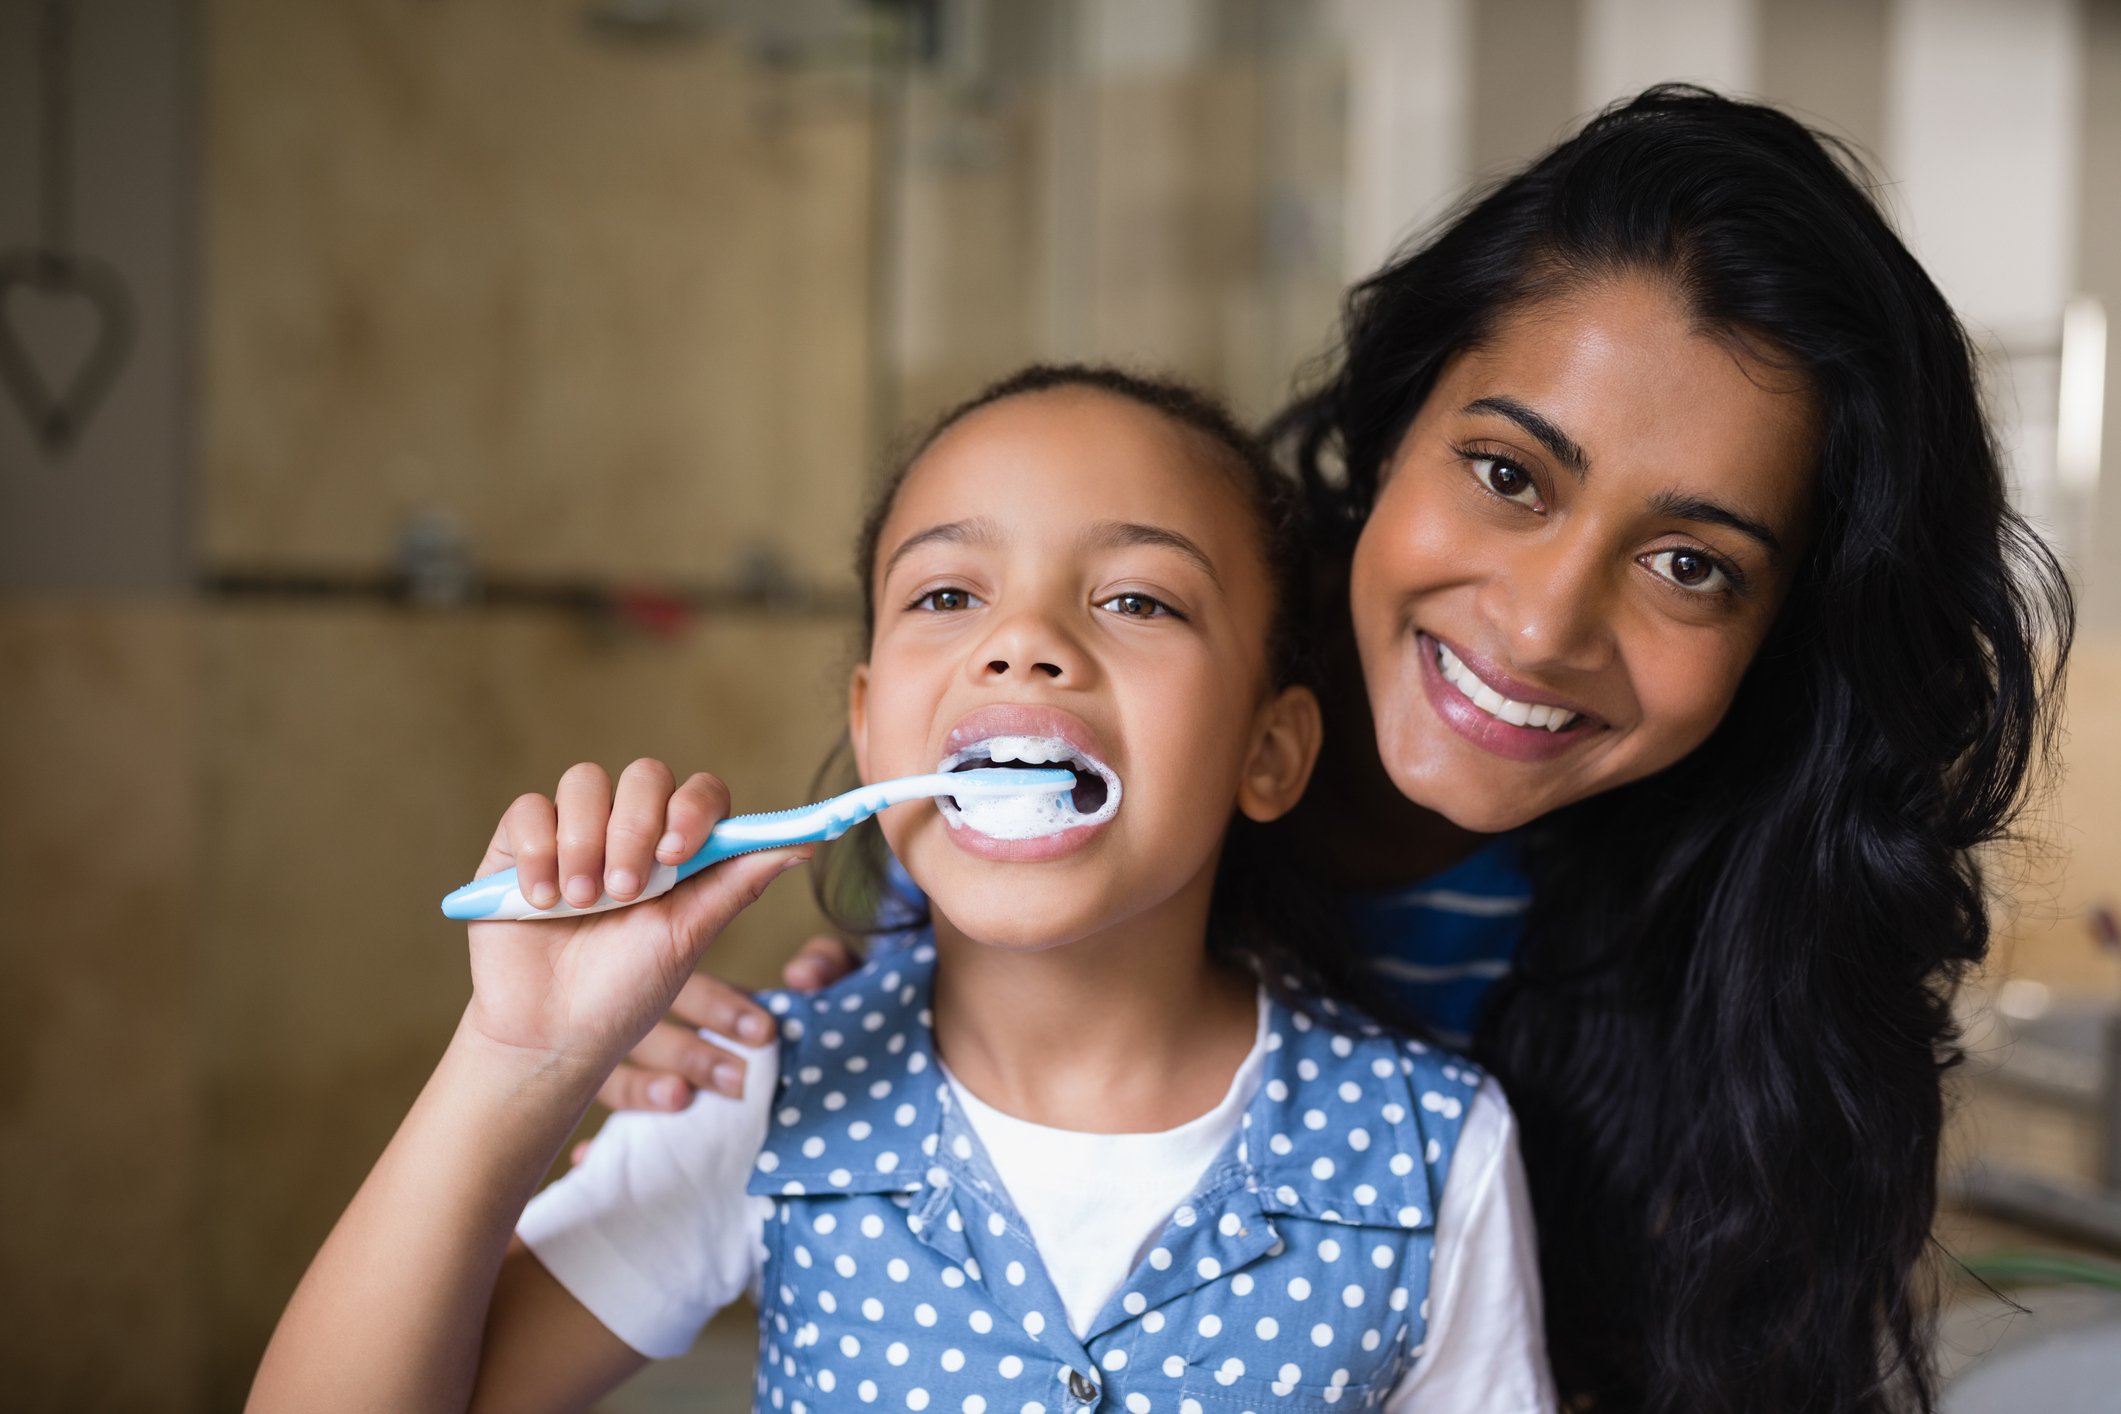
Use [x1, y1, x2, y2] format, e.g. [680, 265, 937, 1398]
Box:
[601, 89, 2069, 1411]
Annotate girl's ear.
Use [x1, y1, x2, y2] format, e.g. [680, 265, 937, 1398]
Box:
[1236, 684, 1323, 824]
[848, 664, 873, 783]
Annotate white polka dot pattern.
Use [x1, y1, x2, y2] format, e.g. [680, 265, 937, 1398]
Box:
[743, 943, 1481, 1411]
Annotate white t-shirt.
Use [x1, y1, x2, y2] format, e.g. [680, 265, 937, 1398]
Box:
[520, 1005, 1556, 1414]
[934, 995, 1275, 1340]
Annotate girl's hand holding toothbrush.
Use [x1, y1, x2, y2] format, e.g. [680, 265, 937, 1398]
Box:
[463, 757, 810, 1083]
[249, 761, 806, 1414]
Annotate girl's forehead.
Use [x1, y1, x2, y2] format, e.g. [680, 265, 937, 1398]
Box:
[880, 391, 1254, 555]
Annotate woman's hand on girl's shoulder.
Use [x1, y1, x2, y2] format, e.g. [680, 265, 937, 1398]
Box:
[462, 758, 811, 1086]
[588, 936, 860, 1127]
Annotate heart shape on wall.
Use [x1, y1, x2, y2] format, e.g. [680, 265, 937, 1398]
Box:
[0, 248, 136, 454]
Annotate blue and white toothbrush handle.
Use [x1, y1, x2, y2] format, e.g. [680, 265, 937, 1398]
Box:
[439, 768, 1073, 922]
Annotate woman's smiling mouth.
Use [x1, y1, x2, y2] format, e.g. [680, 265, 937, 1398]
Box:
[1435, 640, 1581, 731]
[1417, 632, 1602, 763]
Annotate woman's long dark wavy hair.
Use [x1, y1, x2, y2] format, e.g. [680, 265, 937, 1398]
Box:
[1270, 88, 2072, 1413]
[812, 363, 1380, 1019]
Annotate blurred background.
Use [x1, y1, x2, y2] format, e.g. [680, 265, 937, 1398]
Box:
[2, 0, 2120, 1409]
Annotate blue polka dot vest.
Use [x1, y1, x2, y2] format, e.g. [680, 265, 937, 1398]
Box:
[746, 941, 1478, 1414]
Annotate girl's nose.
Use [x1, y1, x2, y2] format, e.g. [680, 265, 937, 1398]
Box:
[985, 658, 1063, 679]
[971, 608, 1086, 686]
[1475, 530, 1616, 675]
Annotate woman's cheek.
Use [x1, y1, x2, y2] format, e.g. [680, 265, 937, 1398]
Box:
[1629, 635, 1754, 773]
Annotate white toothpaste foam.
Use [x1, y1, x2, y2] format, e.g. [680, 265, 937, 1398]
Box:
[937, 735, 1122, 840]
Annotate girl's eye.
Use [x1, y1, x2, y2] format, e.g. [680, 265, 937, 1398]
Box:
[914, 587, 981, 612]
[1475, 456, 1542, 510]
[1098, 592, 1170, 619]
[1645, 548, 1731, 595]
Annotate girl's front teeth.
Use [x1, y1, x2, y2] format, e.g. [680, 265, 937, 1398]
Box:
[1436, 641, 1581, 732]
[976, 736, 1072, 765]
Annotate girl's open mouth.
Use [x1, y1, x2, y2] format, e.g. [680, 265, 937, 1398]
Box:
[934, 735, 1122, 839]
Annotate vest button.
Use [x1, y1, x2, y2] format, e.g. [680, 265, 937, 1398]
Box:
[1067, 1369, 1097, 1402]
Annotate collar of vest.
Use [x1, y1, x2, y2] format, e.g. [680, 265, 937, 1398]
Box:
[745, 937, 1482, 1234]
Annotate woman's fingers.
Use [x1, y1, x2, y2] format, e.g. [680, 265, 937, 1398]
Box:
[489, 793, 560, 907]
[666, 970, 777, 1047]
[595, 976, 775, 1114]
[784, 934, 860, 992]
[659, 773, 733, 867]
[555, 762, 614, 908]
[623, 1014, 749, 1098]
[594, 1060, 696, 1113]
[605, 758, 677, 902]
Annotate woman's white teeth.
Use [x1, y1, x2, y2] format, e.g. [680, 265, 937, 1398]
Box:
[1436, 642, 1579, 732]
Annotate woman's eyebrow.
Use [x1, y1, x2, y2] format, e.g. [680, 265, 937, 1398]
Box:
[1079, 520, 1220, 586]
[880, 516, 1003, 579]
[1462, 395, 1589, 476]
[1648, 491, 1785, 560]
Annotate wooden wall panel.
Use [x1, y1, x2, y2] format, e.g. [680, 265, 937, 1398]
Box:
[0, 603, 201, 1413]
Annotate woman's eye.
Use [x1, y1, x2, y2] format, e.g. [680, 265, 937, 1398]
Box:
[1098, 592, 1168, 619]
[1646, 548, 1731, 595]
[1475, 456, 1542, 510]
[914, 588, 981, 612]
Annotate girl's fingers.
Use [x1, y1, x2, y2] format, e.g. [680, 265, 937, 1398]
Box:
[658, 773, 733, 866]
[554, 762, 614, 908]
[490, 793, 560, 908]
[624, 1014, 748, 1098]
[785, 934, 860, 993]
[667, 969, 777, 1047]
[605, 758, 678, 902]
[594, 1060, 694, 1113]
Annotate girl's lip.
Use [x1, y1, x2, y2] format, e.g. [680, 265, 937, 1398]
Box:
[943, 816, 1112, 863]
[941, 704, 1110, 766]
[1416, 632, 1604, 763]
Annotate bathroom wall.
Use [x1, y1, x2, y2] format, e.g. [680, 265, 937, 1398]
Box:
[0, 0, 202, 1407]
[0, 0, 194, 593]
[0, 604, 201, 1411]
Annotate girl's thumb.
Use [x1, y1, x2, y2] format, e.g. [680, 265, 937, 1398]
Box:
[667, 846, 814, 955]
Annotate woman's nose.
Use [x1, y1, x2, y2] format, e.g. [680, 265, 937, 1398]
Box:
[1476, 531, 1615, 674]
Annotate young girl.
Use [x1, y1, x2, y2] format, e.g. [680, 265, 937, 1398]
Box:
[248, 366, 1555, 1414]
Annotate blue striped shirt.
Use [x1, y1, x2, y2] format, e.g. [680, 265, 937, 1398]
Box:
[1343, 836, 1530, 1048]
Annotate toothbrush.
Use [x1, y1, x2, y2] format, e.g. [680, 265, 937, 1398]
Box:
[440, 768, 1075, 921]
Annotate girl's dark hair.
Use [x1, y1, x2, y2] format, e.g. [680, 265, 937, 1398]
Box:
[816, 363, 1375, 1017]
[1271, 88, 2071, 1414]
